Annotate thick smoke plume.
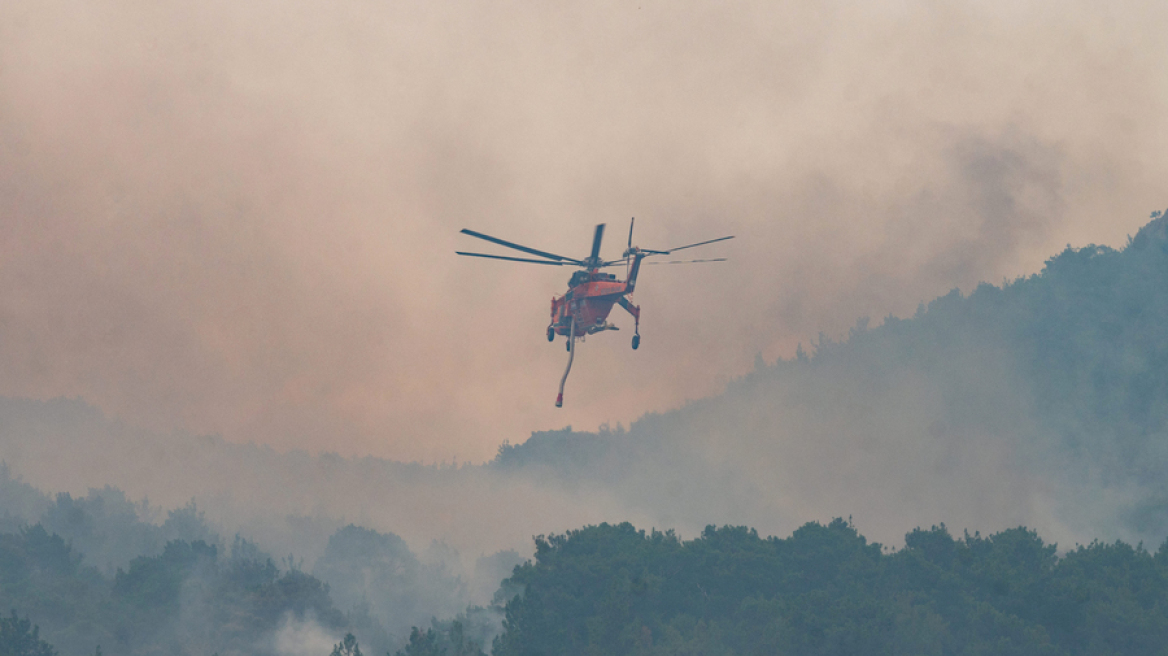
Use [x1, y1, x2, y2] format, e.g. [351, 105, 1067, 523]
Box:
[7, 3, 1168, 654]
[2, 1, 1167, 462]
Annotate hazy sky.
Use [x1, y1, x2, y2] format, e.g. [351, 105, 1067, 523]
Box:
[1, 0, 1166, 462]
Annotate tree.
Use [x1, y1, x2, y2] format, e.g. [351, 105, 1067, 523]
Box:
[0, 610, 57, 656]
[330, 633, 362, 656]
[395, 621, 486, 656]
[395, 628, 442, 656]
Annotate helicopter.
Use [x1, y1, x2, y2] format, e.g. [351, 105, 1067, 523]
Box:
[457, 218, 733, 407]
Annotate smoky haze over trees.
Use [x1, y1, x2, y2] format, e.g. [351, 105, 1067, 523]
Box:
[0, 470, 520, 655]
[3, 1, 1168, 653]
[3, 212, 1168, 653]
[5, 483, 1168, 655]
[7, 212, 1168, 560]
[492, 211, 1168, 548]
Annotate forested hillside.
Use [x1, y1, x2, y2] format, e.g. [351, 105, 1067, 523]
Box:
[492, 520, 1168, 656]
[7, 504, 1168, 655]
[0, 470, 518, 655]
[5, 213, 1168, 654]
[5, 216, 1168, 563]
[495, 211, 1168, 546]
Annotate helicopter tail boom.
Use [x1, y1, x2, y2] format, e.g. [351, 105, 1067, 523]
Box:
[624, 250, 647, 294]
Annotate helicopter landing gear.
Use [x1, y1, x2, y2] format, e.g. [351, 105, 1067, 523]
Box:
[617, 296, 641, 350]
[547, 326, 555, 342]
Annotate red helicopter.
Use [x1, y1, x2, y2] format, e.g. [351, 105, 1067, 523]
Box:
[457, 218, 733, 407]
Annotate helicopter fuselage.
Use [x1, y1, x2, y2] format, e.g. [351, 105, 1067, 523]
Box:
[550, 252, 645, 337]
[551, 276, 626, 336]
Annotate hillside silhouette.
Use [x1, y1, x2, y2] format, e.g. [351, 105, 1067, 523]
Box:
[3, 212, 1168, 578]
[490, 520, 1168, 656]
[495, 210, 1168, 545]
[4, 212, 1168, 654]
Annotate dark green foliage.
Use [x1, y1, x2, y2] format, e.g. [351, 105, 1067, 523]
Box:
[398, 628, 443, 656]
[106, 536, 345, 653]
[0, 492, 487, 656]
[38, 490, 216, 575]
[0, 465, 50, 535]
[493, 520, 1168, 656]
[114, 539, 218, 611]
[0, 522, 344, 655]
[312, 524, 468, 649]
[493, 428, 614, 477]
[0, 610, 57, 656]
[331, 633, 363, 656]
[395, 621, 487, 656]
[0, 526, 111, 655]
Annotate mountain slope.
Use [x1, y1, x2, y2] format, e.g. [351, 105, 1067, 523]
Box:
[495, 212, 1168, 546]
[3, 212, 1167, 557]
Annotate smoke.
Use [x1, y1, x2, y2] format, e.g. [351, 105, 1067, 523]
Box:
[1, 1, 1166, 463]
[2, 4, 1168, 642]
[0, 460, 521, 655]
[271, 616, 343, 656]
[0, 397, 650, 562]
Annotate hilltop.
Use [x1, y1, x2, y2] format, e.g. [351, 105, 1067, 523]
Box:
[495, 211, 1168, 545]
[3, 212, 1168, 560]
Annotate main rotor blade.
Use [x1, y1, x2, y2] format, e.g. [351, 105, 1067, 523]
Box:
[644, 258, 728, 265]
[460, 229, 583, 264]
[663, 235, 735, 253]
[589, 224, 606, 262]
[456, 251, 568, 265]
[599, 258, 629, 268]
[627, 217, 635, 249]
